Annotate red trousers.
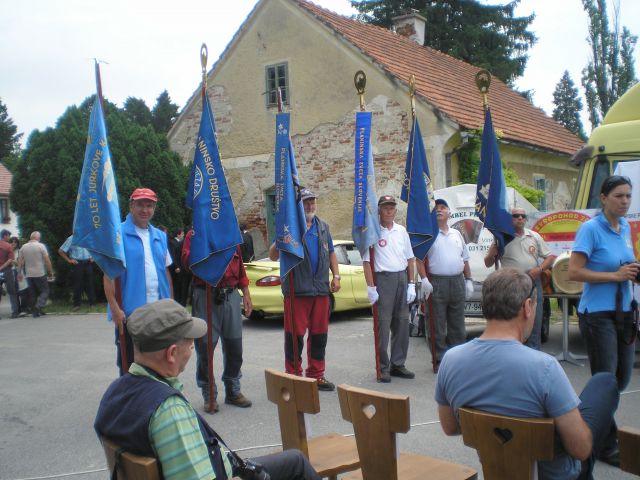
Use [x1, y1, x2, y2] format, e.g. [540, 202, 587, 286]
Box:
[284, 295, 330, 379]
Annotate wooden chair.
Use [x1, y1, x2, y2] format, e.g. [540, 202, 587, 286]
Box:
[100, 436, 160, 480]
[264, 368, 360, 479]
[337, 384, 477, 480]
[458, 407, 555, 480]
[619, 426, 640, 475]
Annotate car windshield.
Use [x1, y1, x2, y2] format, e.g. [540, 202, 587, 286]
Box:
[335, 243, 363, 266]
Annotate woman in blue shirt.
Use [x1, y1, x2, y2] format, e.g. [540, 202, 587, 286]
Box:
[569, 175, 638, 467]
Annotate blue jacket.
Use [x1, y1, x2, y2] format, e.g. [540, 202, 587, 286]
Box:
[120, 214, 171, 316]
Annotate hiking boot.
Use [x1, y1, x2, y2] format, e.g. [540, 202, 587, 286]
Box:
[32, 310, 40, 318]
[380, 371, 391, 383]
[316, 377, 335, 392]
[225, 393, 252, 408]
[390, 366, 415, 379]
[204, 399, 219, 414]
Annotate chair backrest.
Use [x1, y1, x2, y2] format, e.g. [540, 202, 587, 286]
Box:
[264, 368, 321, 456]
[101, 436, 160, 480]
[337, 384, 410, 480]
[619, 426, 640, 475]
[458, 407, 554, 480]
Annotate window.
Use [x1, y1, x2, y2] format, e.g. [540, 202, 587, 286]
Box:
[265, 62, 289, 107]
[0, 198, 9, 223]
[533, 175, 547, 211]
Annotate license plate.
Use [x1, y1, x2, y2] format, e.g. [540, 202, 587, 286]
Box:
[464, 301, 482, 315]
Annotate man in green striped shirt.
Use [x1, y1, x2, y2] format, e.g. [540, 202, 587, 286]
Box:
[95, 299, 321, 480]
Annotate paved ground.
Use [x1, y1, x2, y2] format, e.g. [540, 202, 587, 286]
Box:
[0, 304, 638, 480]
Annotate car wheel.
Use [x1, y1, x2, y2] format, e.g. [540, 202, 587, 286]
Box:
[248, 310, 265, 321]
[541, 297, 551, 343]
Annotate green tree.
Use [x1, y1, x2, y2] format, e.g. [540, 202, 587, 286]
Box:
[581, 0, 637, 127]
[552, 71, 586, 141]
[151, 90, 179, 134]
[351, 0, 536, 84]
[0, 98, 23, 171]
[10, 97, 190, 296]
[124, 97, 153, 127]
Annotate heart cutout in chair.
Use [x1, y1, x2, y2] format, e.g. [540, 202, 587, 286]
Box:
[280, 387, 291, 402]
[493, 427, 513, 444]
[362, 404, 376, 419]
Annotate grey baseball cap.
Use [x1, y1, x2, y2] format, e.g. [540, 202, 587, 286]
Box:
[127, 299, 207, 352]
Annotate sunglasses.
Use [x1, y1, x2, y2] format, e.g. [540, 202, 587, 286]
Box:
[512, 213, 527, 219]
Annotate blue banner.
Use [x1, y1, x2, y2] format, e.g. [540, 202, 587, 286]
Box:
[72, 62, 125, 279]
[274, 112, 306, 278]
[352, 112, 381, 257]
[475, 107, 514, 256]
[185, 94, 241, 286]
[401, 117, 437, 260]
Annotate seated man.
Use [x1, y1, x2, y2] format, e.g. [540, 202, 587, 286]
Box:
[95, 299, 320, 480]
[435, 268, 619, 480]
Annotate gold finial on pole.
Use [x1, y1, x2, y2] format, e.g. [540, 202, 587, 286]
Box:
[475, 69, 491, 109]
[354, 70, 367, 112]
[200, 43, 208, 96]
[408, 74, 416, 117]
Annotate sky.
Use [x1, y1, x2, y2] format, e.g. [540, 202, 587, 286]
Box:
[2, 0, 639, 146]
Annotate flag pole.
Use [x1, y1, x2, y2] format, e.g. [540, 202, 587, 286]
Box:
[408, 74, 437, 373]
[277, 88, 301, 377]
[200, 44, 216, 412]
[355, 72, 381, 382]
[96, 61, 127, 374]
[475, 70, 500, 270]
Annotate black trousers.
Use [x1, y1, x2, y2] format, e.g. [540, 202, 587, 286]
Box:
[72, 260, 96, 306]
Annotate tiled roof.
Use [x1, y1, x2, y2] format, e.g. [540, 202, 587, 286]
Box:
[295, 0, 584, 156]
[0, 163, 12, 195]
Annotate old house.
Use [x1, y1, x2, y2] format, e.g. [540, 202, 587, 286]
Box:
[169, 0, 583, 253]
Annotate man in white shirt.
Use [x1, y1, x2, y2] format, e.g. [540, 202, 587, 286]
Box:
[363, 195, 416, 383]
[104, 188, 173, 374]
[418, 199, 473, 365]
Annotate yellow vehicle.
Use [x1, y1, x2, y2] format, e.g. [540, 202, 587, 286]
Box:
[243, 240, 369, 320]
[572, 82, 640, 209]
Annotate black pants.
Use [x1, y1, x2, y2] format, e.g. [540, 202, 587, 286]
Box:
[72, 260, 96, 306]
[251, 449, 321, 480]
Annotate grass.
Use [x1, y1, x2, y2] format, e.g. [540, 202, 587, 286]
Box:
[44, 298, 108, 315]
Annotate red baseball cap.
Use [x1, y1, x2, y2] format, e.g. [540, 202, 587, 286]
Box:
[130, 188, 158, 202]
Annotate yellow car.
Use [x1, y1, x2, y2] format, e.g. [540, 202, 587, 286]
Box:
[243, 240, 370, 319]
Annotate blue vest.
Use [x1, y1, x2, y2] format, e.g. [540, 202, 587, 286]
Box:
[120, 214, 171, 316]
[94, 372, 228, 479]
[282, 217, 331, 297]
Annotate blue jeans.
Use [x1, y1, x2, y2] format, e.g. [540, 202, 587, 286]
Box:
[575, 372, 619, 480]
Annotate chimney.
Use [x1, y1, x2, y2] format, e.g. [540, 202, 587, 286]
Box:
[392, 9, 426, 45]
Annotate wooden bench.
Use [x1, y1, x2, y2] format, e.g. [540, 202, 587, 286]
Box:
[264, 368, 360, 479]
[337, 384, 477, 480]
[458, 407, 555, 479]
[619, 426, 640, 475]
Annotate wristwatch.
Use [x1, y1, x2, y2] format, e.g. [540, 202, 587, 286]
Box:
[333, 274, 341, 280]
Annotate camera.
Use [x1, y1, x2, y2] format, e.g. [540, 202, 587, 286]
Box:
[236, 460, 271, 480]
[622, 262, 640, 283]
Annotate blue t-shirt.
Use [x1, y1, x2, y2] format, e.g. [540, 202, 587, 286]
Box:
[304, 218, 334, 274]
[572, 213, 635, 313]
[435, 338, 581, 480]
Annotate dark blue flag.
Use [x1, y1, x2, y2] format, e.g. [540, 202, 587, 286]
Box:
[72, 62, 125, 279]
[475, 107, 514, 256]
[185, 94, 241, 286]
[352, 111, 381, 257]
[274, 112, 306, 278]
[401, 117, 437, 260]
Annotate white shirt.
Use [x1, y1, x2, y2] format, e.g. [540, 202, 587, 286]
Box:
[135, 226, 172, 304]
[427, 227, 470, 275]
[363, 222, 414, 272]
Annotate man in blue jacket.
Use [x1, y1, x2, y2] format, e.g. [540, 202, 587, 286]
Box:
[104, 187, 173, 375]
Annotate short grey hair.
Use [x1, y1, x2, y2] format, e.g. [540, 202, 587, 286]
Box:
[482, 268, 535, 320]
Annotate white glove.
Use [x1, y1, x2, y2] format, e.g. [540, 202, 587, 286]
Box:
[367, 286, 379, 304]
[406, 283, 416, 304]
[420, 277, 433, 300]
[465, 279, 474, 300]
